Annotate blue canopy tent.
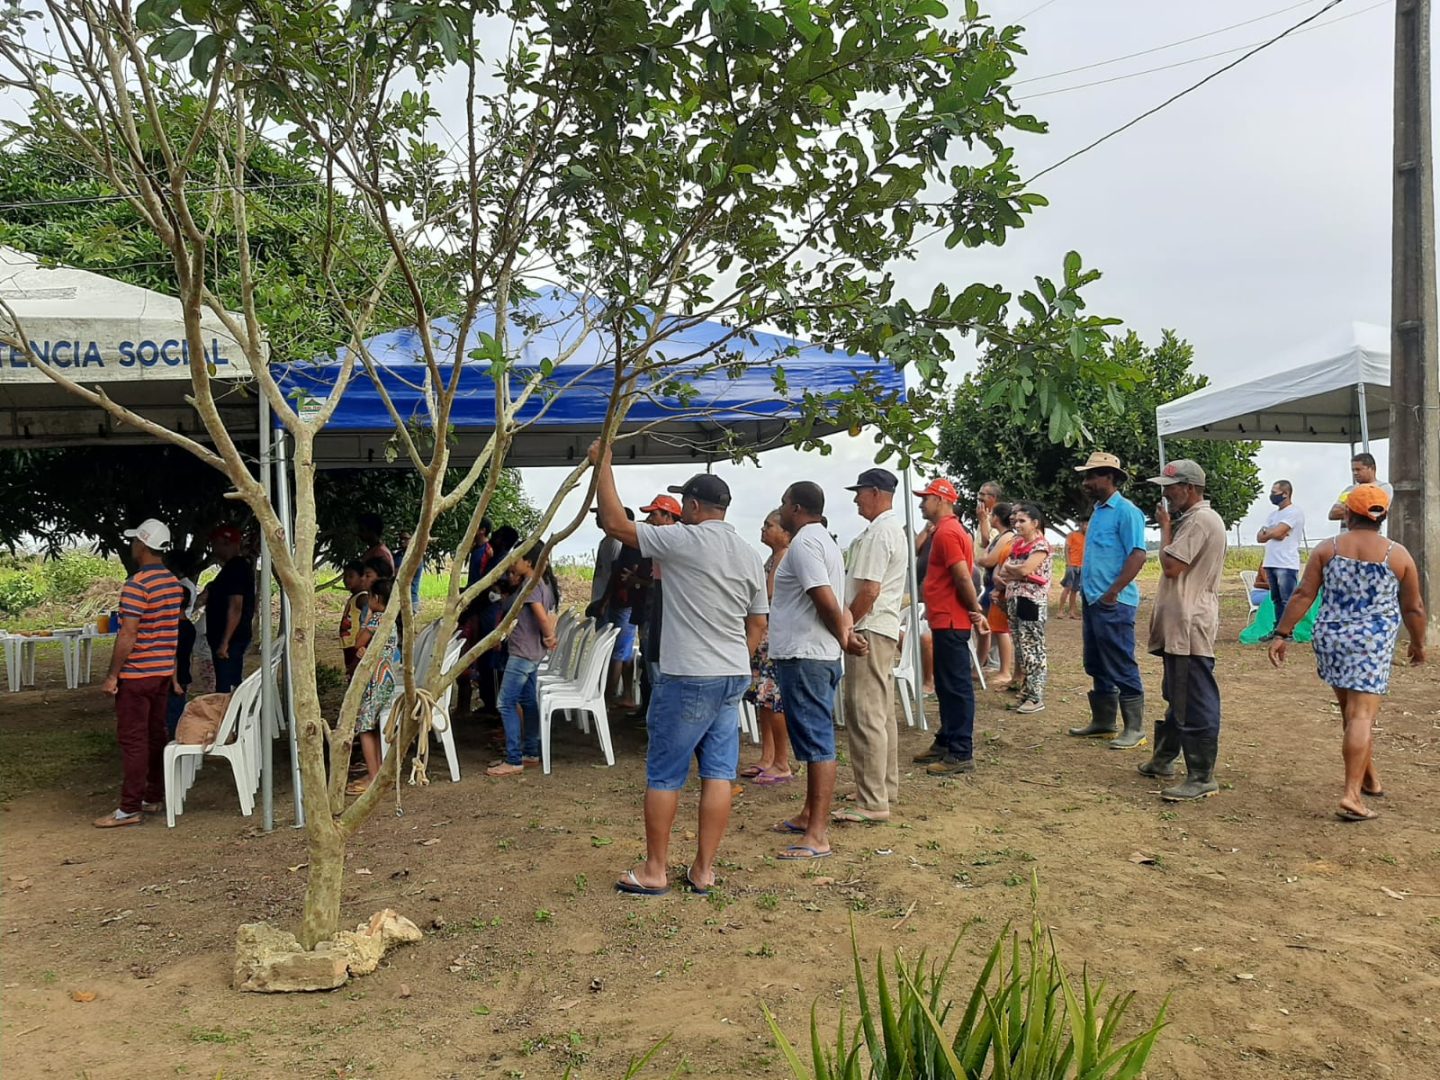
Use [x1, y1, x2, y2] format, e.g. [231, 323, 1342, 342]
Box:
[261, 291, 916, 828]
[276, 291, 905, 467]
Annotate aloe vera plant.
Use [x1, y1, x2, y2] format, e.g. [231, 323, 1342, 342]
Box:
[764, 878, 1168, 1079]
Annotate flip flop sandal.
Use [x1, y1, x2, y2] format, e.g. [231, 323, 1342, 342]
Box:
[777, 845, 832, 861]
[615, 870, 670, 897]
[1335, 808, 1379, 822]
[753, 771, 795, 787]
[739, 765, 766, 779]
[684, 867, 713, 897]
[1362, 788, 1385, 798]
[770, 819, 806, 834]
[345, 779, 372, 796]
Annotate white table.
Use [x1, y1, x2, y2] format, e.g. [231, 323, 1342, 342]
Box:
[1, 628, 112, 691]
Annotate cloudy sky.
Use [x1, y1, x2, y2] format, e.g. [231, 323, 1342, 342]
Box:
[525, 0, 1407, 559]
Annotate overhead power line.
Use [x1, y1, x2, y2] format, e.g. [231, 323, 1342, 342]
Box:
[1025, 0, 1350, 185]
[1016, 0, 1390, 103]
[1014, 0, 1320, 85]
[1015, 0, 1065, 20]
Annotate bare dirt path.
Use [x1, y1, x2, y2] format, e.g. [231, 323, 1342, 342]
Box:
[2, 583, 1438, 1078]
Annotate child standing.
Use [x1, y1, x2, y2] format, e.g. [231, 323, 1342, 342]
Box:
[999, 503, 1053, 715]
[338, 559, 369, 682]
[486, 543, 559, 776]
[349, 576, 397, 796]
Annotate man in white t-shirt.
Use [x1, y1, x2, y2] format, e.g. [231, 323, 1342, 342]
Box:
[835, 468, 908, 824]
[590, 442, 767, 898]
[1256, 479, 1305, 623]
[1329, 452, 1394, 535]
[770, 480, 851, 863]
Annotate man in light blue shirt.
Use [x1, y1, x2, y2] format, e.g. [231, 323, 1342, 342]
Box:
[1068, 452, 1150, 749]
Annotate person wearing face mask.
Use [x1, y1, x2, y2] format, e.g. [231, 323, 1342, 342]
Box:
[1138, 460, 1228, 801]
[1256, 480, 1305, 627]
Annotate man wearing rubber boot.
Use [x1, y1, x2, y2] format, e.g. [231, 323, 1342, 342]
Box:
[1142, 460, 1227, 800]
[1069, 452, 1148, 749]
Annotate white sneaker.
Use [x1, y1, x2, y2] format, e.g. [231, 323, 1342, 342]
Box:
[1016, 700, 1046, 715]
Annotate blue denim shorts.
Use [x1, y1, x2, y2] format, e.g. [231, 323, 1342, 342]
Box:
[774, 657, 843, 764]
[602, 608, 638, 662]
[644, 672, 748, 791]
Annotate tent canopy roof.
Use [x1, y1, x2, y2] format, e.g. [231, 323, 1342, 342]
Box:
[276, 290, 903, 468]
[1156, 322, 1390, 445]
[0, 247, 259, 447]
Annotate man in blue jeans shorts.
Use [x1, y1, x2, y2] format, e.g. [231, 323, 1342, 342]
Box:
[1068, 452, 1149, 750]
[590, 441, 767, 897]
[769, 481, 852, 861]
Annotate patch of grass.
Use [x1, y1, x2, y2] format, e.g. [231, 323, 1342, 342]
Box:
[0, 728, 114, 803]
[756, 892, 780, 911]
[534, 908, 553, 923]
[189, 1028, 251, 1045]
[746, 942, 777, 958]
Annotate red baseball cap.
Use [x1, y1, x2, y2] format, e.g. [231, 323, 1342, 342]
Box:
[640, 494, 682, 516]
[210, 525, 243, 545]
[915, 478, 959, 504]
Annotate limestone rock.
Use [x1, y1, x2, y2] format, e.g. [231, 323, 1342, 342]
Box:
[321, 929, 387, 976]
[370, 908, 422, 947]
[233, 923, 348, 993]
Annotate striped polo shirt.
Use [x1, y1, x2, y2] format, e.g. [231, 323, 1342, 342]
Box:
[118, 565, 185, 680]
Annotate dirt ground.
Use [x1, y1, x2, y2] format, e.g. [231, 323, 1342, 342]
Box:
[2, 579, 1438, 1080]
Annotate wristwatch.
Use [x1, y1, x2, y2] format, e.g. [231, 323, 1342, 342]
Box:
[1274, 631, 1292, 640]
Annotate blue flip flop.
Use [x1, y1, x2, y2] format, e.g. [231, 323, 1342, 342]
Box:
[615, 870, 670, 896]
[770, 819, 805, 834]
[778, 845, 832, 861]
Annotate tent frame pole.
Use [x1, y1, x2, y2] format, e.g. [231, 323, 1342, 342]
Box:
[1157, 433, 1167, 469]
[1357, 380, 1371, 452]
[901, 469, 924, 727]
[275, 431, 305, 827]
[259, 394, 275, 831]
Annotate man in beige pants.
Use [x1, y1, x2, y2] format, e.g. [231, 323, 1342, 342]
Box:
[835, 468, 909, 823]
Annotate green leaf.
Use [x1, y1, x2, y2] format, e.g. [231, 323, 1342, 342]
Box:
[189, 34, 224, 81]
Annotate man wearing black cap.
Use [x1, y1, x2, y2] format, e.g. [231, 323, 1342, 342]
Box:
[589, 442, 767, 897]
[833, 468, 908, 823]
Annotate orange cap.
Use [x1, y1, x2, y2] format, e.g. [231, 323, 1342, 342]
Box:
[1345, 483, 1390, 521]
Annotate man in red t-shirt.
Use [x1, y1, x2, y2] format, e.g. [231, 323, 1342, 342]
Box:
[96, 518, 185, 828]
[913, 479, 989, 775]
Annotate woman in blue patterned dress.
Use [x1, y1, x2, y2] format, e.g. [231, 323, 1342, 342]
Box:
[1269, 485, 1426, 822]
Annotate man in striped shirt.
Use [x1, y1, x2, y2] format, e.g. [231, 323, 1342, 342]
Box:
[95, 519, 185, 828]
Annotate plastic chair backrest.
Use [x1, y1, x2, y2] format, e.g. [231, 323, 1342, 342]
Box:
[1240, 570, 1257, 592]
[580, 627, 621, 694]
[227, 668, 266, 745]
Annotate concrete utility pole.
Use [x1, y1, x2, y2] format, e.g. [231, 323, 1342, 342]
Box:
[1389, 0, 1440, 627]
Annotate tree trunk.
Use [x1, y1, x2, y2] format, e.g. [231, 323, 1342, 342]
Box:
[299, 815, 346, 949]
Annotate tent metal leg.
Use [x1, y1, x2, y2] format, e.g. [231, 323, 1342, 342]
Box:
[901, 469, 924, 727]
[275, 433, 305, 828]
[1157, 434, 1167, 469]
[259, 395, 275, 831]
[1357, 380, 1370, 452]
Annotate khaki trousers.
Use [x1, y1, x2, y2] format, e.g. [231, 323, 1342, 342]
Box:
[843, 631, 900, 813]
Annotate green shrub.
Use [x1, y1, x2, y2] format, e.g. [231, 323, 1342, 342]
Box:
[764, 879, 1166, 1079]
[0, 570, 44, 615]
[44, 552, 122, 597]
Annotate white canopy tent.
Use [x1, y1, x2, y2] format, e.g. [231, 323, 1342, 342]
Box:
[0, 248, 294, 830]
[1155, 322, 1391, 459]
[0, 247, 260, 444]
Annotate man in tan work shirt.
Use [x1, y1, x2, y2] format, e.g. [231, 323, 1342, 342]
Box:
[1138, 459, 1228, 802]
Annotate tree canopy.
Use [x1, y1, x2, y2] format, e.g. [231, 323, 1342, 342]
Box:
[938, 331, 1262, 529]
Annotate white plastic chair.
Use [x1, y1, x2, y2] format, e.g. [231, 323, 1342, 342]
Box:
[380, 631, 465, 783]
[894, 615, 929, 731]
[539, 625, 620, 774]
[1240, 570, 1260, 619]
[162, 666, 266, 827]
[739, 698, 761, 744]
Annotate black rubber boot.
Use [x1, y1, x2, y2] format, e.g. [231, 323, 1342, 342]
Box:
[1136, 717, 1181, 778]
[1161, 736, 1220, 801]
[1109, 695, 1148, 750]
[1068, 691, 1119, 738]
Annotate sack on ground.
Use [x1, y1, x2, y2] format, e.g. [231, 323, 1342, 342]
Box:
[176, 693, 232, 746]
